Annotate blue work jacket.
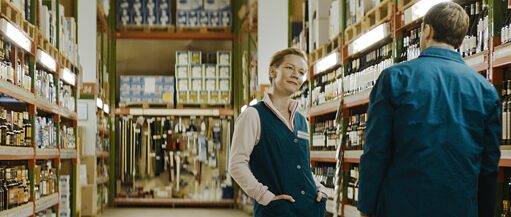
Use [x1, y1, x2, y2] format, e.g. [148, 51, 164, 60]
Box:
[358, 47, 501, 217]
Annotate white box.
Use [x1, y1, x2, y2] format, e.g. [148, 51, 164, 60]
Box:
[188, 11, 199, 26]
[177, 78, 189, 90]
[176, 10, 188, 26]
[203, 64, 216, 78]
[218, 79, 230, 91]
[217, 51, 231, 65]
[189, 51, 202, 64]
[176, 51, 189, 65]
[204, 0, 230, 11]
[175, 65, 189, 78]
[191, 78, 203, 91]
[205, 78, 217, 91]
[217, 65, 230, 78]
[190, 65, 203, 78]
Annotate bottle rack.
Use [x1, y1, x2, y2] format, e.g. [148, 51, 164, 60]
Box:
[299, 0, 511, 216]
[0, 0, 80, 217]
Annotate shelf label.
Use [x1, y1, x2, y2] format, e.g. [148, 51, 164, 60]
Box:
[36, 149, 58, 157]
[36, 194, 59, 212]
[0, 146, 34, 156]
[61, 149, 77, 159]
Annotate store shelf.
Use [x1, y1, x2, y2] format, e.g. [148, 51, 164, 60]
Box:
[35, 193, 59, 212]
[0, 146, 34, 160]
[344, 150, 363, 164]
[310, 151, 337, 163]
[343, 88, 372, 108]
[116, 31, 234, 41]
[343, 204, 361, 217]
[60, 149, 77, 159]
[97, 176, 109, 185]
[60, 108, 77, 121]
[0, 79, 35, 105]
[493, 43, 511, 68]
[35, 148, 59, 159]
[113, 198, 235, 207]
[0, 202, 34, 217]
[35, 97, 59, 114]
[308, 101, 341, 118]
[115, 108, 235, 117]
[464, 51, 488, 72]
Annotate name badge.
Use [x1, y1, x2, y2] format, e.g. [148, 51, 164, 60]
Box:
[297, 131, 309, 140]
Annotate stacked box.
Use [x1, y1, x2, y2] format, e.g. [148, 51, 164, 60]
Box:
[118, 0, 132, 26]
[119, 76, 175, 104]
[177, 0, 231, 27]
[118, 0, 172, 27]
[175, 51, 231, 105]
[60, 175, 71, 217]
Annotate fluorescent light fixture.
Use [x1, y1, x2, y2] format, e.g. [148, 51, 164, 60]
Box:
[36, 49, 56, 72]
[61, 67, 76, 86]
[249, 99, 258, 106]
[349, 23, 390, 56]
[405, 0, 451, 25]
[104, 104, 110, 114]
[314, 52, 340, 75]
[0, 19, 31, 52]
[241, 105, 248, 113]
[96, 98, 103, 109]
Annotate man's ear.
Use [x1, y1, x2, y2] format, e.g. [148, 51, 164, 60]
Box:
[424, 24, 434, 40]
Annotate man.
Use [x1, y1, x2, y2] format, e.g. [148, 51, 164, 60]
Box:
[358, 2, 501, 217]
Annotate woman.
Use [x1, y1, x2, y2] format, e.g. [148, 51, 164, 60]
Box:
[229, 48, 328, 217]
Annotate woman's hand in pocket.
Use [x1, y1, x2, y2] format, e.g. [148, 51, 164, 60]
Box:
[271, 194, 295, 203]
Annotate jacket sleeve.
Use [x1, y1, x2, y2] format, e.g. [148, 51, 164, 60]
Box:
[228, 107, 275, 206]
[357, 69, 395, 214]
[478, 88, 501, 217]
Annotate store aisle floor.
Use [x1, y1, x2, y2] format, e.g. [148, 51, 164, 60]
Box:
[99, 207, 251, 217]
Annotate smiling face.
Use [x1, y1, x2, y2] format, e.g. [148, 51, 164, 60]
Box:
[270, 54, 308, 96]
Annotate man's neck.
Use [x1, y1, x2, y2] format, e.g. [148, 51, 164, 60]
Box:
[425, 41, 455, 51]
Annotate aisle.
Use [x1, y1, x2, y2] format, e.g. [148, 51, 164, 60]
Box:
[99, 207, 251, 217]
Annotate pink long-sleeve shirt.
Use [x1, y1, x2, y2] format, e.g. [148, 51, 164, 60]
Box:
[228, 93, 327, 206]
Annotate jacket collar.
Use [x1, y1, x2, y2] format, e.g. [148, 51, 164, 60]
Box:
[419, 46, 464, 63]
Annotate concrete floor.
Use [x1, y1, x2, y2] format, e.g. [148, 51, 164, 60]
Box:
[99, 207, 251, 217]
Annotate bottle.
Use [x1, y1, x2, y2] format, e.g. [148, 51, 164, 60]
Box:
[0, 168, 4, 211]
[505, 81, 511, 145]
[24, 112, 31, 147]
[503, 200, 510, 217]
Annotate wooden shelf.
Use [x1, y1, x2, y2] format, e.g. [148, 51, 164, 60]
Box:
[344, 150, 363, 164]
[464, 51, 488, 72]
[60, 149, 77, 160]
[343, 88, 372, 109]
[35, 193, 59, 212]
[115, 108, 235, 117]
[116, 31, 234, 41]
[0, 146, 34, 160]
[310, 151, 337, 163]
[493, 43, 511, 68]
[0, 79, 35, 105]
[113, 198, 235, 207]
[0, 202, 33, 217]
[308, 101, 340, 118]
[35, 97, 59, 114]
[35, 148, 59, 159]
[500, 149, 511, 167]
[60, 108, 77, 121]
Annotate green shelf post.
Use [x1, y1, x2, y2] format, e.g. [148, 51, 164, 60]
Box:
[108, 0, 117, 205]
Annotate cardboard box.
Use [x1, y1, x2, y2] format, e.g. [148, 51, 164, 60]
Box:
[191, 78, 203, 91]
[157, 0, 171, 25]
[204, 0, 231, 11]
[209, 90, 219, 104]
[189, 91, 199, 103]
[177, 78, 189, 91]
[205, 78, 216, 91]
[218, 78, 230, 91]
[199, 90, 208, 103]
[203, 64, 216, 78]
[81, 184, 98, 216]
[189, 51, 202, 64]
[177, 91, 188, 103]
[176, 51, 189, 65]
[118, 0, 131, 26]
[217, 51, 231, 65]
[190, 65, 203, 78]
[187, 11, 199, 26]
[219, 90, 230, 104]
[210, 11, 220, 26]
[218, 65, 230, 78]
[131, 0, 145, 25]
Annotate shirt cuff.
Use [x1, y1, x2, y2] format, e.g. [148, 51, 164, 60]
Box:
[317, 185, 329, 198]
[258, 190, 275, 206]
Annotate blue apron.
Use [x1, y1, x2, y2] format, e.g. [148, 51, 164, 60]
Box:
[250, 102, 326, 217]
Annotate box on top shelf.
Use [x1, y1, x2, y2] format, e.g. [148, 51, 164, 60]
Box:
[118, 0, 131, 26]
[131, 0, 146, 25]
[190, 51, 202, 64]
[204, 0, 231, 11]
[203, 64, 217, 78]
[217, 51, 231, 65]
[176, 0, 203, 11]
[175, 65, 189, 78]
[176, 51, 190, 65]
[119, 75, 175, 104]
[157, 0, 172, 26]
[190, 65, 203, 78]
[217, 65, 231, 78]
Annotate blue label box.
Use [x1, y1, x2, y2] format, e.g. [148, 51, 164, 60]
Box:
[199, 11, 209, 27]
[187, 11, 199, 27]
[118, 0, 131, 26]
[157, 0, 171, 25]
[145, 0, 157, 26]
[176, 11, 188, 27]
[219, 11, 231, 27]
[131, 0, 146, 25]
[176, 0, 203, 11]
[210, 11, 220, 27]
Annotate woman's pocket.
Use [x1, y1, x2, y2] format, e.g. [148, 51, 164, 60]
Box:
[260, 199, 293, 217]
